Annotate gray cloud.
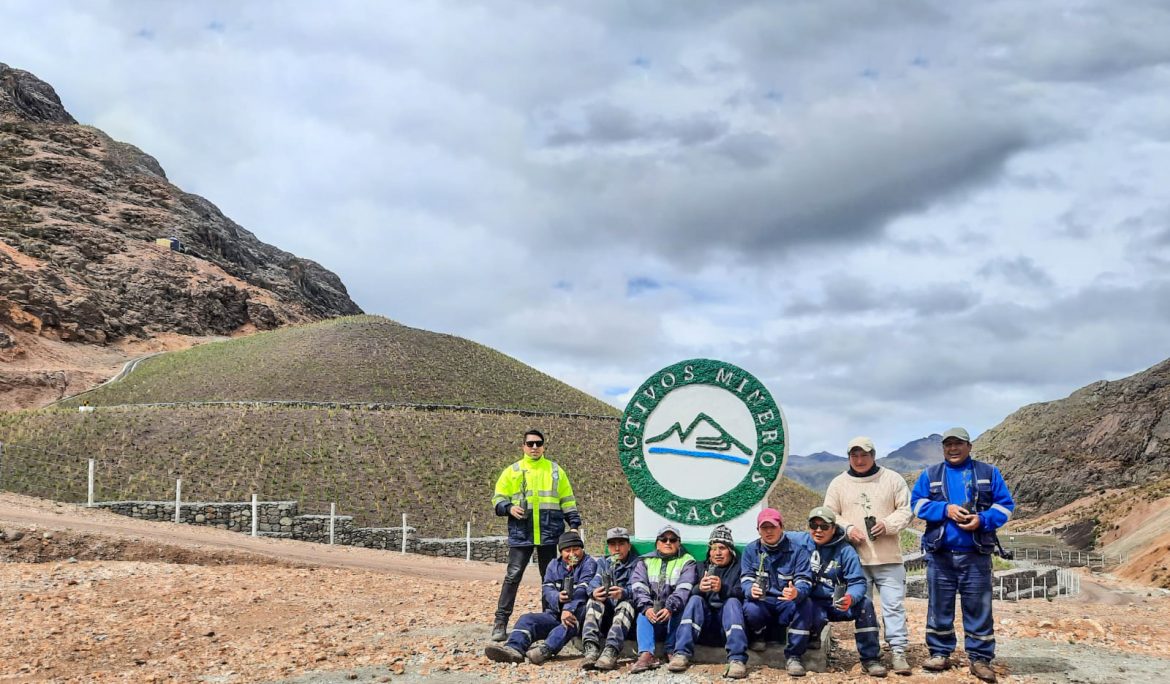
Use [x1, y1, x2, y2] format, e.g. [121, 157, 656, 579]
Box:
[977, 257, 1055, 289]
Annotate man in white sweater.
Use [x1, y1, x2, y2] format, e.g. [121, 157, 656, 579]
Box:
[823, 436, 913, 675]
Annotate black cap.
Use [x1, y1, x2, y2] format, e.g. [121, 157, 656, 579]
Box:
[557, 530, 584, 551]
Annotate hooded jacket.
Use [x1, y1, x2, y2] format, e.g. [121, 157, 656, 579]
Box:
[587, 550, 642, 605]
[540, 554, 599, 615]
[788, 529, 868, 605]
[695, 549, 743, 610]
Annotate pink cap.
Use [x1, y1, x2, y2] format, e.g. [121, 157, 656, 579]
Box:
[756, 508, 783, 528]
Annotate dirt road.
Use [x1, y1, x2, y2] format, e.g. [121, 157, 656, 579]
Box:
[0, 492, 521, 583]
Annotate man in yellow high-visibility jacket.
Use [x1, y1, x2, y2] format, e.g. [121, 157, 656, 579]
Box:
[490, 429, 582, 641]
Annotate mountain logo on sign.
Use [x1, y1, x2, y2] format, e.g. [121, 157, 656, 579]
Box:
[645, 412, 754, 465]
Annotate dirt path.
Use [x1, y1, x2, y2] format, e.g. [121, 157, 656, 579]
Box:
[0, 493, 521, 583]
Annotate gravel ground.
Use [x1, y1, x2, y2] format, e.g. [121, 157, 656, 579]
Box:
[3, 494, 1170, 683]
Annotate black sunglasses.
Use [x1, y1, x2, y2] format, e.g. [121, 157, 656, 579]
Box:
[808, 522, 833, 531]
[525, 440, 544, 447]
[658, 536, 680, 543]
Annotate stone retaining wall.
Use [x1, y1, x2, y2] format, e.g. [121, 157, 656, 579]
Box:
[907, 566, 1063, 600]
[415, 536, 511, 563]
[92, 500, 506, 561]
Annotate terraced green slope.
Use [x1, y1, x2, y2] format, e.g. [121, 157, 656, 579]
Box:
[0, 406, 820, 544]
[62, 315, 619, 417]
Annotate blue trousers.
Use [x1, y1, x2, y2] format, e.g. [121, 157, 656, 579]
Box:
[743, 597, 811, 657]
[810, 597, 881, 661]
[926, 551, 995, 661]
[673, 596, 748, 663]
[506, 605, 586, 654]
[635, 609, 683, 654]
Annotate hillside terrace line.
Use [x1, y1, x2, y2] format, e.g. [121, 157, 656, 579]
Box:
[58, 399, 621, 421]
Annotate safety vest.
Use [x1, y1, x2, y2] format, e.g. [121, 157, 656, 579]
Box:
[644, 553, 696, 599]
[491, 456, 577, 545]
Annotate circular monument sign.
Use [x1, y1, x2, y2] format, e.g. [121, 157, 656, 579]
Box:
[618, 359, 786, 531]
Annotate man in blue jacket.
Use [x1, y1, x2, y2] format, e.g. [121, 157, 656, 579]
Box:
[793, 506, 886, 677]
[667, 524, 749, 678]
[580, 527, 641, 670]
[911, 427, 1014, 684]
[741, 508, 814, 677]
[484, 531, 597, 664]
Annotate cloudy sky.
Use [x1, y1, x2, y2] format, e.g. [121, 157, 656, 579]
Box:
[4, 1, 1169, 456]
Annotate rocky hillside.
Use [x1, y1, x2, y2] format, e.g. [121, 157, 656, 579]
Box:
[977, 357, 1170, 518]
[1, 63, 361, 406]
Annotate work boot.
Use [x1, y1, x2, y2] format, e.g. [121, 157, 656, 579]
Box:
[490, 620, 507, 642]
[594, 646, 619, 671]
[724, 660, 748, 679]
[748, 639, 766, 652]
[666, 653, 690, 672]
[629, 651, 660, 673]
[579, 641, 601, 669]
[890, 650, 911, 675]
[484, 644, 525, 664]
[786, 656, 807, 677]
[862, 659, 888, 677]
[969, 659, 997, 683]
[922, 654, 950, 671]
[526, 643, 553, 665]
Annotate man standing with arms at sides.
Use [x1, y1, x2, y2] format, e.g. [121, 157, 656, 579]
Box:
[489, 429, 582, 642]
[580, 527, 641, 671]
[824, 436, 913, 675]
[911, 427, 1014, 683]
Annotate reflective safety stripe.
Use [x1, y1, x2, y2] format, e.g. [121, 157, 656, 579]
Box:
[491, 494, 508, 505]
[562, 505, 579, 513]
[787, 629, 810, 635]
[991, 503, 1013, 521]
[929, 481, 942, 487]
[676, 582, 693, 592]
[551, 463, 560, 497]
[632, 582, 651, 593]
[967, 633, 996, 641]
[925, 628, 955, 635]
[560, 496, 577, 505]
[682, 619, 700, 632]
[976, 479, 991, 484]
[913, 499, 928, 516]
[514, 628, 531, 637]
[726, 624, 744, 634]
[775, 574, 794, 581]
[855, 627, 879, 633]
[536, 490, 557, 497]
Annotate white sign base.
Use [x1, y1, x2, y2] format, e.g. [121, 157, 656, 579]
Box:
[634, 498, 762, 547]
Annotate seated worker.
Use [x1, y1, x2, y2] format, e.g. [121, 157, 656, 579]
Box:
[581, 527, 641, 670]
[667, 524, 749, 679]
[741, 507, 814, 678]
[484, 531, 597, 664]
[794, 507, 887, 677]
[627, 524, 698, 673]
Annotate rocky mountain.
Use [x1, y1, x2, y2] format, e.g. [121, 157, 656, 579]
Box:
[1, 63, 361, 406]
[977, 357, 1170, 518]
[880, 434, 941, 472]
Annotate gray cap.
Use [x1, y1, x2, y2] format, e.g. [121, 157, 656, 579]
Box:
[807, 506, 838, 525]
[656, 523, 681, 540]
[605, 527, 631, 542]
[941, 427, 971, 443]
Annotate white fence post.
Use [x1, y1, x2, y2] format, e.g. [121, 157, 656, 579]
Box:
[466, 521, 472, 561]
[87, 459, 95, 506]
[998, 576, 1003, 600]
[329, 503, 336, 545]
[401, 513, 408, 554]
[174, 478, 182, 524]
[251, 494, 259, 537]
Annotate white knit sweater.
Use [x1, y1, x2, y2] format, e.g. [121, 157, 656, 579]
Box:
[823, 467, 913, 566]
